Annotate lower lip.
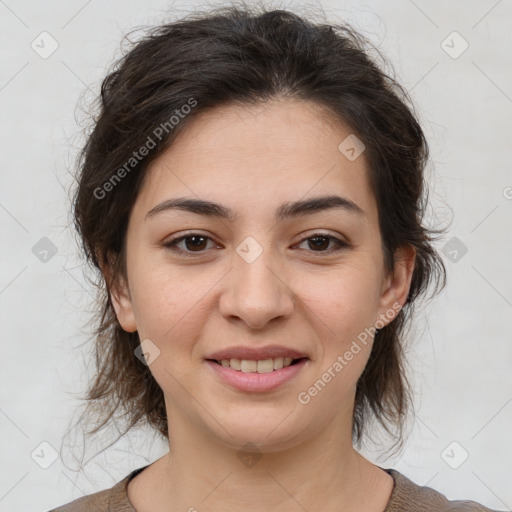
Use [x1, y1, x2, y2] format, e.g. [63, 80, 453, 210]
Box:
[205, 359, 308, 392]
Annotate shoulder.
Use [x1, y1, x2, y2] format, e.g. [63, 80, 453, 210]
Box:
[385, 468, 504, 512]
[47, 466, 148, 512]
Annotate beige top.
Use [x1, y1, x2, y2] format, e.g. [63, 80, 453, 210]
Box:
[48, 465, 502, 512]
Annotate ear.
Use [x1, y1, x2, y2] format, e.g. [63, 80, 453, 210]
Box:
[99, 254, 137, 333]
[376, 245, 416, 327]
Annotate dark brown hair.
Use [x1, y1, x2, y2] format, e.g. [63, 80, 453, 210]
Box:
[67, 2, 446, 463]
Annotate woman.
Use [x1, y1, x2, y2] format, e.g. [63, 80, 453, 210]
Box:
[49, 4, 501, 511]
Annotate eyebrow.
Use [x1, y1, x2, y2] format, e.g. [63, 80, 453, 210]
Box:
[145, 194, 365, 222]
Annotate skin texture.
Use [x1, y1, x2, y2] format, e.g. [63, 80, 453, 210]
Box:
[106, 98, 416, 512]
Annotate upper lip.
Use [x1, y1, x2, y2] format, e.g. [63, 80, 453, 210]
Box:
[207, 345, 309, 361]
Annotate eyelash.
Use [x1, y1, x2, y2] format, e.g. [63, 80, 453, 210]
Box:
[162, 232, 349, 257]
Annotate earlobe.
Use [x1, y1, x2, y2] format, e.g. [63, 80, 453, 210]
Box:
[378, 245, 416, 326]
[111, 279, 138, 333]
[100, 257, 138, 333]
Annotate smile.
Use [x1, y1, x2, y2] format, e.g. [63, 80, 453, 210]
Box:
[212, 356, 303, 373]
[205, 357, 309, 392]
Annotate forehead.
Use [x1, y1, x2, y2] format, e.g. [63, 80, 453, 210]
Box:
[132, 98, 377, 222]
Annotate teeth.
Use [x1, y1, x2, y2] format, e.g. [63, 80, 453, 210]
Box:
[240, 360, 257, 372]
[229, 358, 241, 370]
[257, 359, 274, 373]
[217, 357, 299, 373]
[273, 357, 284, 370]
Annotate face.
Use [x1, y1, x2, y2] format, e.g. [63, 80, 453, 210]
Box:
[109, 99, 414, 452]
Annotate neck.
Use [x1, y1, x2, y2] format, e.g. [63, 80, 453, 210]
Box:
[132, 404, 393, 512]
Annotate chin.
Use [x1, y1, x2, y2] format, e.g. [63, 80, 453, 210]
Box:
[208, 410, 308, 453]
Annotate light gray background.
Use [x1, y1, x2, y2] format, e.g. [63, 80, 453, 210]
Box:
[1, 1, 511, 511]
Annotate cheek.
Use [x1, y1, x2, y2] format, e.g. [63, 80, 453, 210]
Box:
[128, 264, 211, 345]
[128, 269, 213, 394]
[299, 264, 382, 338]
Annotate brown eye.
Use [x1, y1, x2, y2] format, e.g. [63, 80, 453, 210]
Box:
[163, 234, 217, 256]
[307, 236, 331, 251]
[183, 235, 208, 251]
[163, 232, 348, 257]
[297, 233, 348, 253]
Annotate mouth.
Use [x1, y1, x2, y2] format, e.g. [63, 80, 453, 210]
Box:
[207, 356, 309, 373]
[205, 357, 310, 392]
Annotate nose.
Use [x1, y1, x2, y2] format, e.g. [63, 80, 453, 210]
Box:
[218, 247, 294, 330]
